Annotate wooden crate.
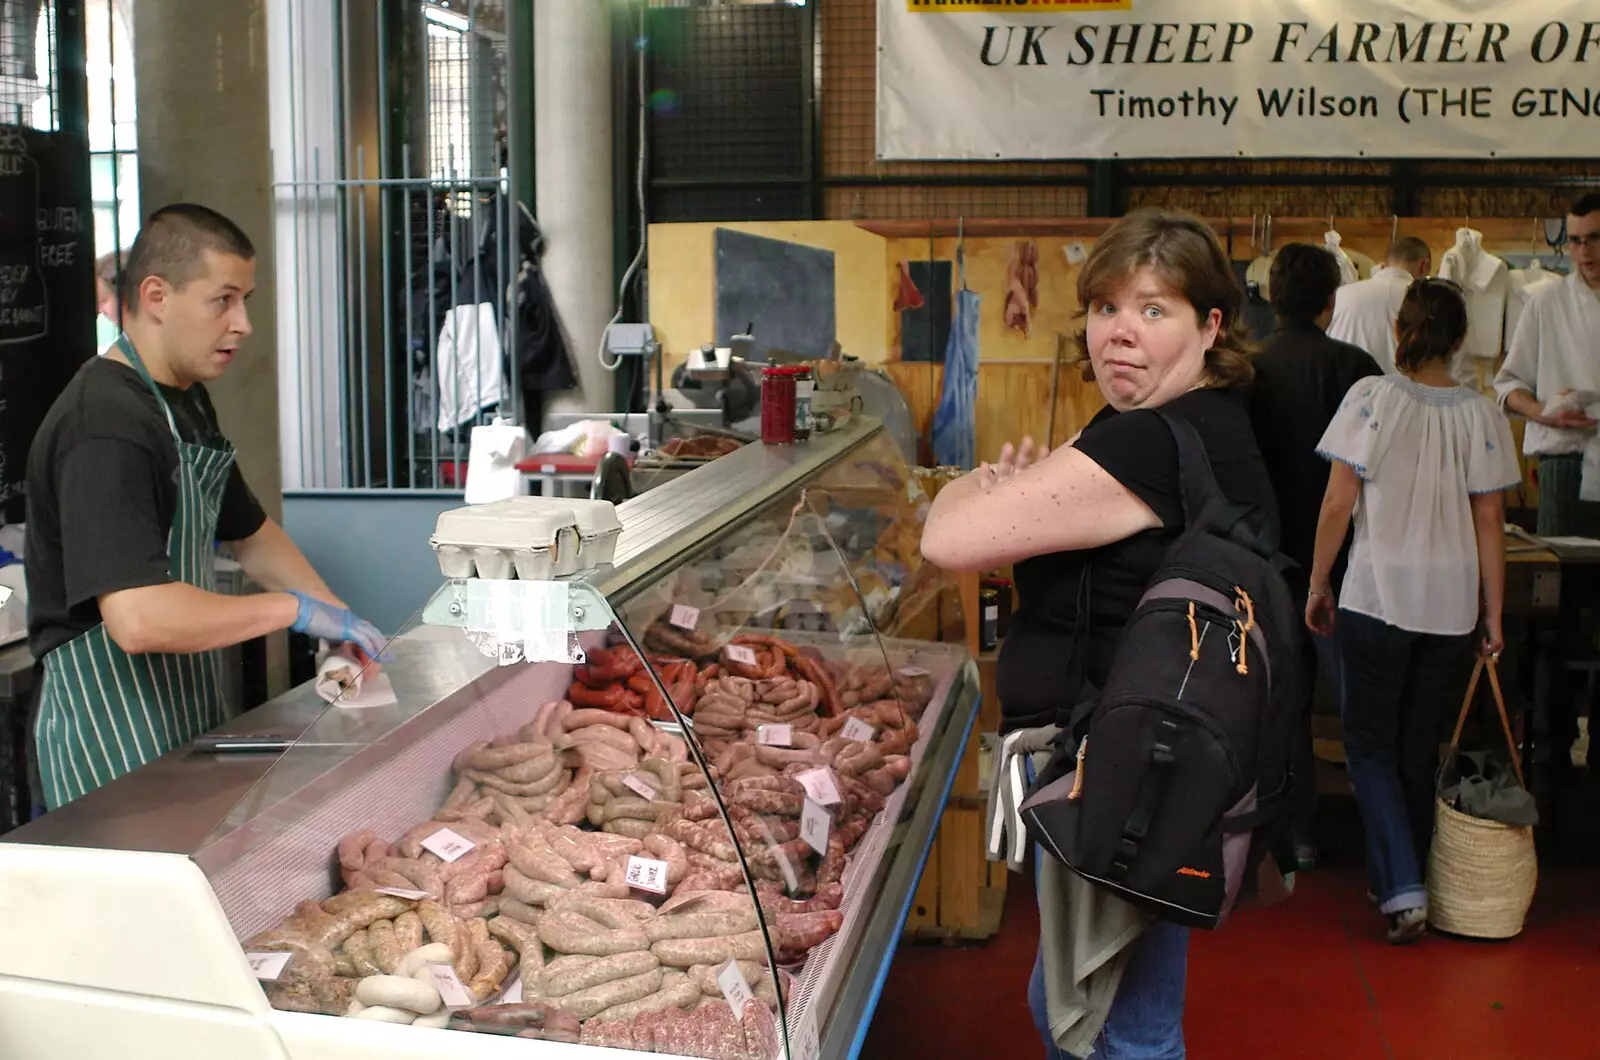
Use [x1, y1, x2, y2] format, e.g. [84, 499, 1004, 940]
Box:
[903, 804, 1008, 943]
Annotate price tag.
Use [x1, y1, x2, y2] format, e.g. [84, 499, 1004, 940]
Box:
[895, 666, 930, 678]
[757, 724, 793, 748]
[794, 767, 841, 807]
[839, 717, 875, 743]
[669, 604, 701, 631]
[246, 951, 294, 981]
[500, 976, 524, 1004]
[426, 963, 475, 1008]
[793, 1009, 821, 1060]
[374, 886, 432, 901]
[726, 644, 758, 666]
[800, 798, 831, 856]
[622, 773, 658, 801]
[421, 828, 476, 863]
[625, 854, 671, 895]
[0, 586, 13, 609]
[717, 958, 755, 1018]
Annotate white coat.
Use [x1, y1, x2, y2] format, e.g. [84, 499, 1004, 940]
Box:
[1328, 266, 1413, 373]
[1505, 260, 1562, 350]
[1438, 228, 1510, 364]
[1493, 269, 1600, 457]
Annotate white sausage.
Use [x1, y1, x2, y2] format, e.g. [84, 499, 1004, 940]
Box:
[344, 999, 368, 1017]
[352, 1005, 418, 1024]
[412, 1009, 452, 1029]
[399, 942, 455, 977]
[356, 974, 443, 1015]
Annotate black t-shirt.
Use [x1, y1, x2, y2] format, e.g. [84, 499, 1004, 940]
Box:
[996, 387, 1279, 732]
[25, 356, 268, 658]
[1247, 322, 1382, 578]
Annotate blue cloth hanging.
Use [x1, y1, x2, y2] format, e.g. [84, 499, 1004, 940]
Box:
[932, 271, 980, 469]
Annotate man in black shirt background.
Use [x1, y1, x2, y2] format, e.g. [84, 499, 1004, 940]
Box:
[1249, 243, 1383, 869]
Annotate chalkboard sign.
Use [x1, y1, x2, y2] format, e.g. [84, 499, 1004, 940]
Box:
[0, 123, 95, 523]
[714, 228, 835, 362]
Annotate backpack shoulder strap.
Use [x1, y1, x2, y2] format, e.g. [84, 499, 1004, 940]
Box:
[1153, 407, 1277, 557]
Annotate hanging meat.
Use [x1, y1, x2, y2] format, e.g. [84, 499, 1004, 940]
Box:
[1004, 240, 1039, 338]
[893, 261, 925, 313]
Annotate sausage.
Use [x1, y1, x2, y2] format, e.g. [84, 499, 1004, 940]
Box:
[533, 909, 650, 956]
[590, 973, 702, 1022]
[506, 832, 582, 888]
[496, 896, 545, 925]
[486, 915, 546, 990]
[342, 928, 383, 978]
[352, 1004, 417, 1024]
[465, 918, 514, 1001]
[650, 930, 770, 968]
[538, 950, 659, 997]
[356, 974, 443, 1014]
[642, 907, 760, 943]
[413, 1008, 452, 1029]
[569, 743, 639, 773]
[549, 968, 661, 1020]
[398, 942, 455, 978]
[569, 683, 629, 709]
[565, 724, 641, 755]
[775, 909, 844, 961]
[366, 919, 406, 974]
[563, 707, 633, 731]
[503, 864, 567, 906]
[548, 892, 656, 929]
[466, 742, 552, 772]
[642, 833, 690, 885]
[393, 910, 424, 955]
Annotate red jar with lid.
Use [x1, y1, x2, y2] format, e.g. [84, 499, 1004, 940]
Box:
[761, 365, 800, 444]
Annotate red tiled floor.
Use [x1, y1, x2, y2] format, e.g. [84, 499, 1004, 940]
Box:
[864, 857, 1599, 1059]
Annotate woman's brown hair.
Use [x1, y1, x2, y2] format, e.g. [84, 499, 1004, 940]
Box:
[1394, 278, 1467, 374]
[1072, 208, 1254, 387]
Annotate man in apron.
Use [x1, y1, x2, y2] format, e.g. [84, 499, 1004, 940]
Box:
[25, 203, 385, 810]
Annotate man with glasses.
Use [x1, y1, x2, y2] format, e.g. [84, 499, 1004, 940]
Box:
[1495, 193, 1600, 537]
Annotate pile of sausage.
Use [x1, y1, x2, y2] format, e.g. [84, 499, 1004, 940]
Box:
[248, 641, 941, 1056]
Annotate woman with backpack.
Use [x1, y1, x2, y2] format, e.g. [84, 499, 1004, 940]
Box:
[1306, 278, 1519, 944]
[923, 208, 1279, 1060]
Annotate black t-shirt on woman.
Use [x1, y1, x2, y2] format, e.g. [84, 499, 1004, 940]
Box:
[996, 387, 1279, 733]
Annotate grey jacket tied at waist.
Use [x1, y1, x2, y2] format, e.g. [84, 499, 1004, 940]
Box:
[986, 724, 1150, 1057]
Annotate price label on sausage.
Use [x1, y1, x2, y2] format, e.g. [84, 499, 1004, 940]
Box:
[246, 951, 294, 981]
[625, 854, 670, 895]
[622, 773, 659, 801]
[374, 886, 431, 901]
[896, 666, 930, 678]
[421, 827, 476, 863]
[794, 767, 841, 807]
[794, 1009, 821, 1060]
[800, 798, 831, 856]
[500, 976, 524, 1004]
[717, 958, 756, 1018]
[726, 643, 758, 666]
[757, 723, 793, 748]
[426, 963, 475, 1008]
[669, 604, 701, 631]
[840, 717, 875, 743]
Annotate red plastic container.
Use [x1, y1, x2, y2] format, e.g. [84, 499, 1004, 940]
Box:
[761, 365, 799, 444]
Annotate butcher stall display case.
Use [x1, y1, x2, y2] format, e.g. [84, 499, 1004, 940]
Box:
[0, 417, 979, 1060]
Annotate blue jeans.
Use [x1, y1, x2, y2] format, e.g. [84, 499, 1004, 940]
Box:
[1028, 921, 1190, 1059]
[1336, 609, 1470, 914]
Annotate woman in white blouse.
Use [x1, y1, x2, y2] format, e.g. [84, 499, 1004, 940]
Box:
[1306, 278, 1519, 945]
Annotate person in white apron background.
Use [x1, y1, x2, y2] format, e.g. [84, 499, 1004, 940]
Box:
[24, 204, 386, 810]
[1327, 236, 1432, 373]
[1494, 193, 1600, 538]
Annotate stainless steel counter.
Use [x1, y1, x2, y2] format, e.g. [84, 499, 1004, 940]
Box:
[3, 420, 884, 855]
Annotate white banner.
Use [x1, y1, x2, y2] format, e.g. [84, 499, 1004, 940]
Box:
[878, 1, 1600, 160]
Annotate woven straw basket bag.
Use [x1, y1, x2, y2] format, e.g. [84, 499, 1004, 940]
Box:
[1426, 656, 1538, 939]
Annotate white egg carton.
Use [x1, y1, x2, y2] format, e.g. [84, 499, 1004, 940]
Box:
[430, 497, 623, 581]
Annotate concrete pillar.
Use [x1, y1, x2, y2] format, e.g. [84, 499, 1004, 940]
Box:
[132, 0, 281, 518]
[536, 0, 615, 419]
[133, 0, 288, 694]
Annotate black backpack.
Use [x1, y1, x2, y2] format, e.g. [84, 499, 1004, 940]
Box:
[1021, 410, 1299, 929]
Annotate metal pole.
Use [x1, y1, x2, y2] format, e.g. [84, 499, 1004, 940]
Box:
[377, 0, 396, 489]
[357, 143, 372, 488]
[404, 141, 417, 488]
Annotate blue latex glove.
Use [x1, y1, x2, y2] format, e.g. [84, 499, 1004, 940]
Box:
[287, 591, 389, 661]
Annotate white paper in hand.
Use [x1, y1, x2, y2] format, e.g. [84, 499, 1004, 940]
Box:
[1544, 389, 1600, 417]
[717, 958, 755, 1018]
[421, 828, 475, 863]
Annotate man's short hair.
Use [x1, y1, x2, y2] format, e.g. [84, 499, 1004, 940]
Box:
[94, 249, 126, 291]
[1269, 243, 1343, 327]
[120, 203, 255, 311]
[1570, 192, 1600, 219]
[1386, 237, 1431, 267]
